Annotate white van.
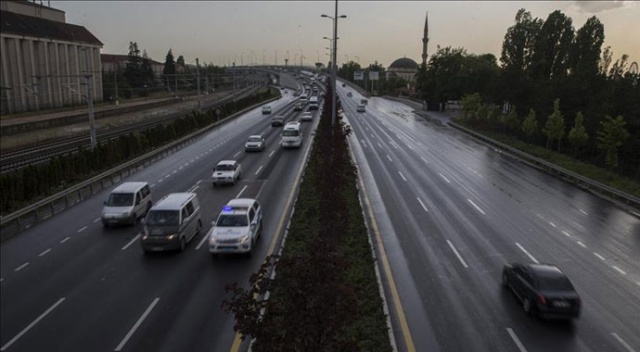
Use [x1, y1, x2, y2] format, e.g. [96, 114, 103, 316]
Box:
[102, 182, 152, 227]
[141, 192, 202, 253]
[309, 96, 319, 110]
[299, 95, 308, 105]
[281, 122, 302, 148]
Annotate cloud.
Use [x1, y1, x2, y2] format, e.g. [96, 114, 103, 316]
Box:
[572, 1, 630, 13]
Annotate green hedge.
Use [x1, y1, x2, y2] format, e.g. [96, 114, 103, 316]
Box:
[0, 89, 276, 215]
[223, 82, 392, 351]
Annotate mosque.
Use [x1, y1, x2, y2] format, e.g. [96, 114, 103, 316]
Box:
[386, 12, 428, 87]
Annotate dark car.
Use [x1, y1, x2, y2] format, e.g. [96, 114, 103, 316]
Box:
[502, 263, 581, 320]
[293, 103, 303, 111]
[271, 115, 285, 127]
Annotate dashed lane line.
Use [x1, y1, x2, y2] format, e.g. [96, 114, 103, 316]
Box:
[195, 232, 209, 251]
[114, 298, 160, 351]
[386, 154, 393, 162]
[60, 237, 70, 244]
[447, 240, 469, 268]
[577, 241, 587, 248]
[515, 243, 539, 264]
[594, 252, 605, 261]
[1, 298, 66, 351]
[38, 248, 52, 257]
[506, 328, 529, 352]
[122, 233, 141, 251]
[417, 197, 429, 213]
[236, 185, 248, 198]
[77, 226, 87, 233]
[611, 333, 637, 352]
[420, 156, 429, 164]
[255, 166, 264, 175]
[439, 173, 451, 184]
[467, 199, 486, 215]
[398, 171, 407, 182]
[268, 150, 275, 157]
[14, 262, 29, 272]
[549, 222, 557, 228]
[93, 218, 101, 223]
[233, 151, 241, 158]
[612, 266, 627, 275]
[562, 231, 571, 237]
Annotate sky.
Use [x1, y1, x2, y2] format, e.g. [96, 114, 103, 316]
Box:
[50, 1, 639, 69]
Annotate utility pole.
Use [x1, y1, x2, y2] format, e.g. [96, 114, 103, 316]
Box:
[196, 58, 201, 112]
[83, 48, 97, 150]
[114, 66, 119, 105]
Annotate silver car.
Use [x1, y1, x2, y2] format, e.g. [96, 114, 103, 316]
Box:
[245, 135, 265, 152]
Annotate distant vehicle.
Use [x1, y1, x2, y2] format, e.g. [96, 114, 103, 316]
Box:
[360, 99, 368, 105]
[300, 112, 313, 121]
[212, 160, 242, 186]
[245, 135, 265, 152]
[208, 198, 263, 258]
[271, 115, 285, 127]
[346, 92, 352, 97]
[262, 105, 272, 114]
[357, 105, 366, 113]
[293, 103, 303, 111]
[502, 263, 581, 320]
[281, 122, 302, 148]
[342, 83, 346, 87]
[299, 96, 308, 105]
[141, 192, 202, 253]
[309, 96, 319, 110]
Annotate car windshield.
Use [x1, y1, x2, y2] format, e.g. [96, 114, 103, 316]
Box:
[217, 214, 248, 227]
[283, 130, 299, 137]
[146, 210, 179, 226]
[216, 164, 233, 171]
[106, 193, 133, 206]
[248, 137, 262, 142]
[537, 275, 574, 291]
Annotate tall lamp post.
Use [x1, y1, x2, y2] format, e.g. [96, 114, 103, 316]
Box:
[322, 8, 346, 126]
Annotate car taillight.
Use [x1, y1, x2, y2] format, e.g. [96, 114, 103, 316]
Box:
[536, 294, 546, 305]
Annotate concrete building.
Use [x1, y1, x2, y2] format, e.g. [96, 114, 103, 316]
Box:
[0, 0, 103, 114]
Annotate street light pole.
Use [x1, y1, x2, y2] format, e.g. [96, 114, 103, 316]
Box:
[322, 3, 346, 126]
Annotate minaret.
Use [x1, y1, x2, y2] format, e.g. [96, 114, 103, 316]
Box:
[421, 11, 429, 65]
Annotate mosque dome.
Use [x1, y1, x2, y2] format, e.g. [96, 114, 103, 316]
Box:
[389, 57, 419, 70]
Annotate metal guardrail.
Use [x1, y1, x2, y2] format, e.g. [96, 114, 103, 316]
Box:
[0, 94, 280, 241]
[449, 122, 640, 211]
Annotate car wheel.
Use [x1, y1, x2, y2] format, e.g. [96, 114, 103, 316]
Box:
[523, 298, 532, 315]
[178, 237, 186, 252]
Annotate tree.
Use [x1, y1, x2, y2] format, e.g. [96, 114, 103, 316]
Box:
[530, 10, 574, 81]
[569, 16, 605, 78]
[524, 108, 538, 141]
[542, 99, 565, 150]
[176, 55, 186, 72]
[460, 93, 482, 120]
[597, 115, 629, 171]
[567, 111, 589, 157]
[124, 41, 143, 88]
[504, 106, 520, 132]
[163, 48, 176, 77]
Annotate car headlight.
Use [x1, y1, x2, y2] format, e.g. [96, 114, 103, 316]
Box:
[166, 234, 176, 240]
[239, 235, 250, 243]
[209, 235, 217, 245]
[122, 212, 130, 216]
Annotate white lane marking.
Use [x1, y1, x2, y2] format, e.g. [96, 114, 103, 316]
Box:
[420, 156, 429, 164]
[150, 183, 156, 188]
[164, 174, 171, 179]
[38, 248, 52, 257]
[122, 233, 141, 251]
[14, 262, 30, 272]
[611, 333, 637, 352]
[390, 141, 398, 149]
[60, 237, 70, 244]
[377, 142, 383, 148]
[178, 166, 183, 170]
[195, 233, 209, 251]
[0, 278, 3, 282]
[593, 252, 605, 261]
[407, 144, 414, 150]
[0, 298, 66, 351]
[562, 231, 571, 237]
[172, 170, 177, 174]
[446, 240, 469, 268]
[417, 197, 429, 213]
[361, 140, 367, 148]
[188, 180, 201, 193]
[236, 185, 248, 198]
[268, 150, 275, 157]
[515, 243, 539, 264]
[370, 133, 376, 139]
[77, 226, 88, 233]
[157, 178, 163, 183]
[93, 218, 101, 223]
[255, 165, 264, 175]
[386, 154, 392, 162]
[577, 241, 587, 248]
[439, 173, 451, 184]
[506, 328, 529, 352]
[114, 298, 160, 351]
[579, 209, 589, 216]
[612, 266, 627, 275]
[467, 199, 486, 215]
[549, 222, 557, 228]
[398, 171, 407, 182]
[233, 151, 241, 157]
[190, 159, 194, 162]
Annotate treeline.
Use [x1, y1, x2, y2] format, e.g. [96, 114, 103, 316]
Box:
[0, 89, 275, 215]
[415, 8, 639, 180]
[223, 81, 391, 351]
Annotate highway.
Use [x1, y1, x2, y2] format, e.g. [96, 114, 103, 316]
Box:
[340, 84, 640, 352]
[0, 75, 320, 352]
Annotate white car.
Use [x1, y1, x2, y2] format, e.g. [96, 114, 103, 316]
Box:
[245, 135, 265, 152]
[300, 112, 313, 121]
[261, 105, 272, 114]
[208, 198, 263, 257]
[212, 160, 242, 186]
